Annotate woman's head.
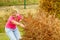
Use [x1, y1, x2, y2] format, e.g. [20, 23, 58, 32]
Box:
[11, 10, 18, 18]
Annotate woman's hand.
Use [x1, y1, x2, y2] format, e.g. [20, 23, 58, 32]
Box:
[20, 24, 24, 27]
[19, 23, 25, 28]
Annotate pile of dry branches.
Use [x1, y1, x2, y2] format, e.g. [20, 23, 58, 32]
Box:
[21, 10, 60, 40]
[21, 0, 60, 40]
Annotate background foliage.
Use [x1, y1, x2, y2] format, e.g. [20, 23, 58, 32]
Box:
[39, 0, 60, 18]
[0, 0, 39, 6]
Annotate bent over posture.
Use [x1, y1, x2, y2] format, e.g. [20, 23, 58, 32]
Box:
[5, 10, 25, 40]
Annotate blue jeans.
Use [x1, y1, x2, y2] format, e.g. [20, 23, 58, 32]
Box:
[5, 27, 21, 40]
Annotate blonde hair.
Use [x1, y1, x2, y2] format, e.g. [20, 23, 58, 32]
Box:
[10, 6, 19, 15]
[12, 6, 19, 12]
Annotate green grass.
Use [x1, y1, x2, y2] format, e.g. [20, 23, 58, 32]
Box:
[0, 0, 39, 6]
[0, 33, 9, 40]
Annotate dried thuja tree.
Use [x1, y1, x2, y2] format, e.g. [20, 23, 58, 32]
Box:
[21, 0, 60, 40]
[21, 10, 60, 40]
[39, 0, 56, 12]
[39, 0, 60, 18]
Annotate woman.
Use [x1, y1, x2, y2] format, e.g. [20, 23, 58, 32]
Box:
[5, 10, 25, 40]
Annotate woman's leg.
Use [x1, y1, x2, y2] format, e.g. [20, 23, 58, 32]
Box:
[13, 28, 22, 40]
[5, 28, 17, 40]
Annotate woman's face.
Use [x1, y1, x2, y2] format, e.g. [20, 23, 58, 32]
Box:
[12, 11, 17, 17]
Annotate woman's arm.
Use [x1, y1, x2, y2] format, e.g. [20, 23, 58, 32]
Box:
[11, 20, 25, 28]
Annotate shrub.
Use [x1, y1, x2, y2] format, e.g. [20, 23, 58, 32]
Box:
[39, 0, 60, 18]
[21, 0, 60, 40]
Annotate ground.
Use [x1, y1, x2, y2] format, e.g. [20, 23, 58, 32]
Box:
[0, 33, 9, 40]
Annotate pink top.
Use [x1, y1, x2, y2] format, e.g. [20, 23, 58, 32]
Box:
[5, 14, 22, 29]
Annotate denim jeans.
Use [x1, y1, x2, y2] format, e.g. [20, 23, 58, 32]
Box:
[5, 27, 21, 40]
